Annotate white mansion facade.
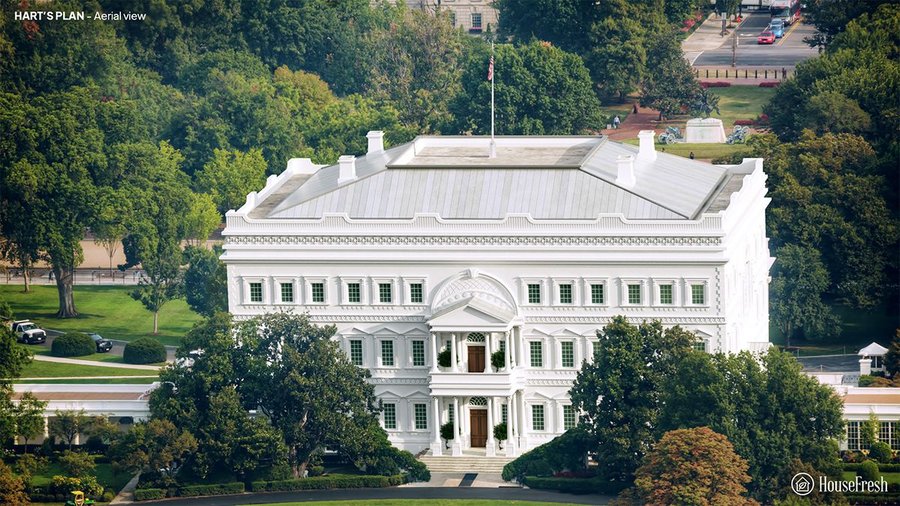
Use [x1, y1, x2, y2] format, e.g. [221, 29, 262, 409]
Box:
[221, 131, 774, 458]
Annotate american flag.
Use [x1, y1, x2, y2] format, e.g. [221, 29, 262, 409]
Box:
[487, 55, 494, 82]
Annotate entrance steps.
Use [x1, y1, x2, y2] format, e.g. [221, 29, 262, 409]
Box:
[418, 451, 514, 474]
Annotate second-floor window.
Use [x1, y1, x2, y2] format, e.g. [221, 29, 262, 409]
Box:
[412, 340, 425, 366]
[530, 341, 543, 367]
[528, 284, 541, 304]
[249, 282, 262, 303]
[659, 284, 673, 305]
[471, 12, 482, 30]
[381, 340, 394, 367]
[410, 283, 423, 303]
[692, 284, 706, 305]
[350, 340, 363, 366]
[561, 341, 574, 368]
[559, 284, 573, 304]
[591, 284, 604, 304]
[311, 282, 325, 303]
[563, 405, 577, 430]
[280, 283, 293, 303]
[627, 284, 641, 304]
[348, 282, 361, 303]
[379, 283, 392, 303]
[383, 403, 397, 429]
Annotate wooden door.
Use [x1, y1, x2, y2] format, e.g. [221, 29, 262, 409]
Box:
[470, 409, 488, 448]
[468, 345, 485, 373]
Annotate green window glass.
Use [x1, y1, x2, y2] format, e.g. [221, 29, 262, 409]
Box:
[348, 283, 361, 303]
[280, 282, 293, 303]
[379, 283, 392, 303]
[311, 282, 325, 303]
[412, 340, 425, 366]
[659, 284, 673, 305]
[692, 284, 705, 305]
[350, 340, 363, 366]
[561, 341, 574, 368]
[563, 405, 576, 430]
[592, 341, 600, 359]
[410, 283, 423, 303]
[532, 405, 544, 431]
[528, 283, 541, 304]
[501, 404, 507, 424]
[694, 340, 707, 352]
[627, 284, 641, 304]
[381, 340, 394, 366]
[249, 282, 262, 303]
[591, 284, 604, 304]
[559, 284, 573, 304]
[383, 403, 396, 429]
[530, 341, 543, 368]
[449, 404, 454, 423]
[414, 403, 428, 430]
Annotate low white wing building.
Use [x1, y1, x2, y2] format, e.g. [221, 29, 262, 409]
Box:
[221, 131, 774, 459]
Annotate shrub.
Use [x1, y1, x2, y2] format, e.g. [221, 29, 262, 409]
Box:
[759, 81, 780, 87]
[440, 421, 455, 442]
[58, 450, 96, 477]
[101, 490, 116, 502]
[358, 445, 430, 482]
[870, 442, 894, 463]
[177, 482, 244, 497]
[494, 422, 507, 442]
[437, 347, 451, 368]
[309, 465, 325, 477]
[15, 454, 47, 480]
[123, 337, 166, 364]
[701, 81, 731, 88]
[250, 474, 405, 492]
[51, 332, 96, 357]
[491, 349, 505, 370]
[502, 428, 592, 482]
[859, 459, 880, 482]
[134, 488, 166, 501]
[734, 119, 754, 126]
[523, 476, 628, 495]
[49, 475, 103, 498]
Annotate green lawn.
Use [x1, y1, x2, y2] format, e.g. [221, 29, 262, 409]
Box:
[258, 502, 586, 506]
[22, 345, 165, 366]
[16, 360, 159, 380]
[14, 377, 159, 384]
[770, 301, 899, 355]
[0, 285, 201, 346]
[843, 471, 900, 485]
[622, 139, 747, 160]
[26, 459, 131, 497]
[707, 86, 777, 127]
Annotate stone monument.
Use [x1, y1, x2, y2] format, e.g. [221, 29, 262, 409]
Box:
[685, 117, 727, 143]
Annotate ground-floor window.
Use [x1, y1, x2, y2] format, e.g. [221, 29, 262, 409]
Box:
[350, 340, 363, 366]
[563, 405, 577, 430]
[414, 403, 428, 430]
[846, 420, 900, 451]
[412, 340, 425, 366]
[383, 403, 397, 430]
[847, 421, 861, 450]
[532, 404, 545, 431]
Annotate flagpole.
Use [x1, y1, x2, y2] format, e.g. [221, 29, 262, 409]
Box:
[490, 41, 496, 158]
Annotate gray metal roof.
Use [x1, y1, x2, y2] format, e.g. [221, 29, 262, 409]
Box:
[262, 136, 733, 221]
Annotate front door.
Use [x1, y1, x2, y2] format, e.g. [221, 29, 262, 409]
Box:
[468, 345, 485, 373]
[470, 409, 488, 448]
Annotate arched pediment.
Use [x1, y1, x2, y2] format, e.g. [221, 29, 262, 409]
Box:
[430, 269, 518, 316]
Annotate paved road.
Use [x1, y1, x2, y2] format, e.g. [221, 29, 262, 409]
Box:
[138, 487, 613, 505]
[694, 12, 819, 67]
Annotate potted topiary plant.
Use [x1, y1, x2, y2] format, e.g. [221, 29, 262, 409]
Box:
[437, 346, 452, 368]
[493, 422, 507, 450]
[440, 422, 455, 449]
[491, 349, 505, 372]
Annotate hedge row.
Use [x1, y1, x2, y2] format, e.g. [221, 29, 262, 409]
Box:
[522, 476, 629, 495]
[700, 81, 732, 88]
[134, 488, 166, 501]
[177, 482, 245, 497]
[845, 492, 900, 504]
[844, 463, 900, 473]
[251, 474, 405, 492]
[759, 81, 780, 87]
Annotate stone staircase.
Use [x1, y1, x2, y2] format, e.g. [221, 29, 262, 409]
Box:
[418, 451, 514, 474]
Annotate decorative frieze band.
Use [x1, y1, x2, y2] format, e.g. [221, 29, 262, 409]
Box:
[233, 313, 725, 325]
[225, 235, 723, 248]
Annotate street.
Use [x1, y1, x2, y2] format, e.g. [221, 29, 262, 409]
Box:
[692, 11, 820, 67]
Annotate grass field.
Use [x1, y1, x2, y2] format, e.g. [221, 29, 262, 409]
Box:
[14, 377, 159, 384]
[622, 138, 747, 160]
[843, 471, 900, 485]
[259, 502, 586, 506]
[26, 459, 132, 494]
[16, 359, 159, 379]
[770, 301, 899, 355]
[0, 285, 201, 346]
[707, 86, 777, 127]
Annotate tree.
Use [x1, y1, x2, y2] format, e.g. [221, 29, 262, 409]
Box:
[182, 245, 228, 317]
[884, 330, 900, 377]
[770, 244, 841, 345]
[194, 148, 267, 216]
[569, 316, 696, 482]
[0, 461, 29, 506]
[109, 419, 197, 481]
[92, 188, 130, 275]
[183, 193, 221, 246]
[802, 91, 872, 135]
[58, 450, 96, 477]
[0, 326, 31, 442]
[802, 0, 896, 47]
[50, 410, 89, 451]
[861, 411, 879, 450]
[640, 29, 704, 119]
[635, 427, 756, 506]
[14, 392, 46, 454]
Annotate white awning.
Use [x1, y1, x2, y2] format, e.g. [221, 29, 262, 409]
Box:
[858, 342, 889, 356]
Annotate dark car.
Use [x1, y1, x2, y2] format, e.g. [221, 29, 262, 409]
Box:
[89, 333, 113, 352]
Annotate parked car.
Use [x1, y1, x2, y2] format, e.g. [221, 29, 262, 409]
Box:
[9, 320, 47, 344]
[769, 19, 785, 38]
[757, 31, 776, 44]
[88, 332, 113, 352]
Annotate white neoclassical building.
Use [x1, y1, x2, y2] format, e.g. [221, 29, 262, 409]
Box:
[221, 131, 774, 458]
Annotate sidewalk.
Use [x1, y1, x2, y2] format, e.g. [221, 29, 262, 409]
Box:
[31, 354, 161, 371]
[602, 108, 663, 141]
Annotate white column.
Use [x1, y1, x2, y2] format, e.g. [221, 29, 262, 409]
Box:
[452, 396, 462, 456]
[517, 390, 527, 451]
[506, 395, 516, 456]
[504, 331, 511, 371]
[486, 397, 496, 456]
[516, 328, 525, 367]
[432, 396, 443, 456]
[485, 333, 493, 374]
[450, 334, 458, 372]
[430, 333, 439, 372]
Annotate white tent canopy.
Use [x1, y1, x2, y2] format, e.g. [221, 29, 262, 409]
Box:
[858, 342, 889, 357]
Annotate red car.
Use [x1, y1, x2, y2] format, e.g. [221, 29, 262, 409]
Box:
[757, 31, 776, 44]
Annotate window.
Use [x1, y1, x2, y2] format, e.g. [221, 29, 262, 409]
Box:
[627, 284, 641, 304]
[410, 283, 423, 304]
[350, 340, 363, 366]
[530, 341, 543, 368]
[381, 340, 394, 367]
[691, 284, 706, 305]
[563, 405, 577, 430]
[591, 284, 604, 304]
[659, 284, 673, 305]
[532, 404, 545, 431]
[280, 283, 294, 303]
[471, 12, 482, 30]
[379, 283, 392, 303]
[449, 404, 455, 423]
[249, 282, 262, 303]
[847, 421, 861, 450]
[347, 283, 361, 303]
[528, 284, 541, 304]
[559, 284, 573, 304]
[412, 340, 425, 367]
[501, 404, 508, 424]
[879, 421, 897, 449]
[383, 403, 397, 430]
[693, 340, 707, 352]
[592, 341, 600, 358]
[414, 403, 428, 430]
[561, 341, 574, 368]
[311, 282, 325, 303]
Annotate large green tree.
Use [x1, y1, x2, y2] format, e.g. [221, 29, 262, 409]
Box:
[569, 316, 696, 482]
[640, 29, 704, 119]
[14, 392, 46, 454]
[181, 246, 227, 317]
[194, 148, 267, 215]
[770, 244, 840, 345]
